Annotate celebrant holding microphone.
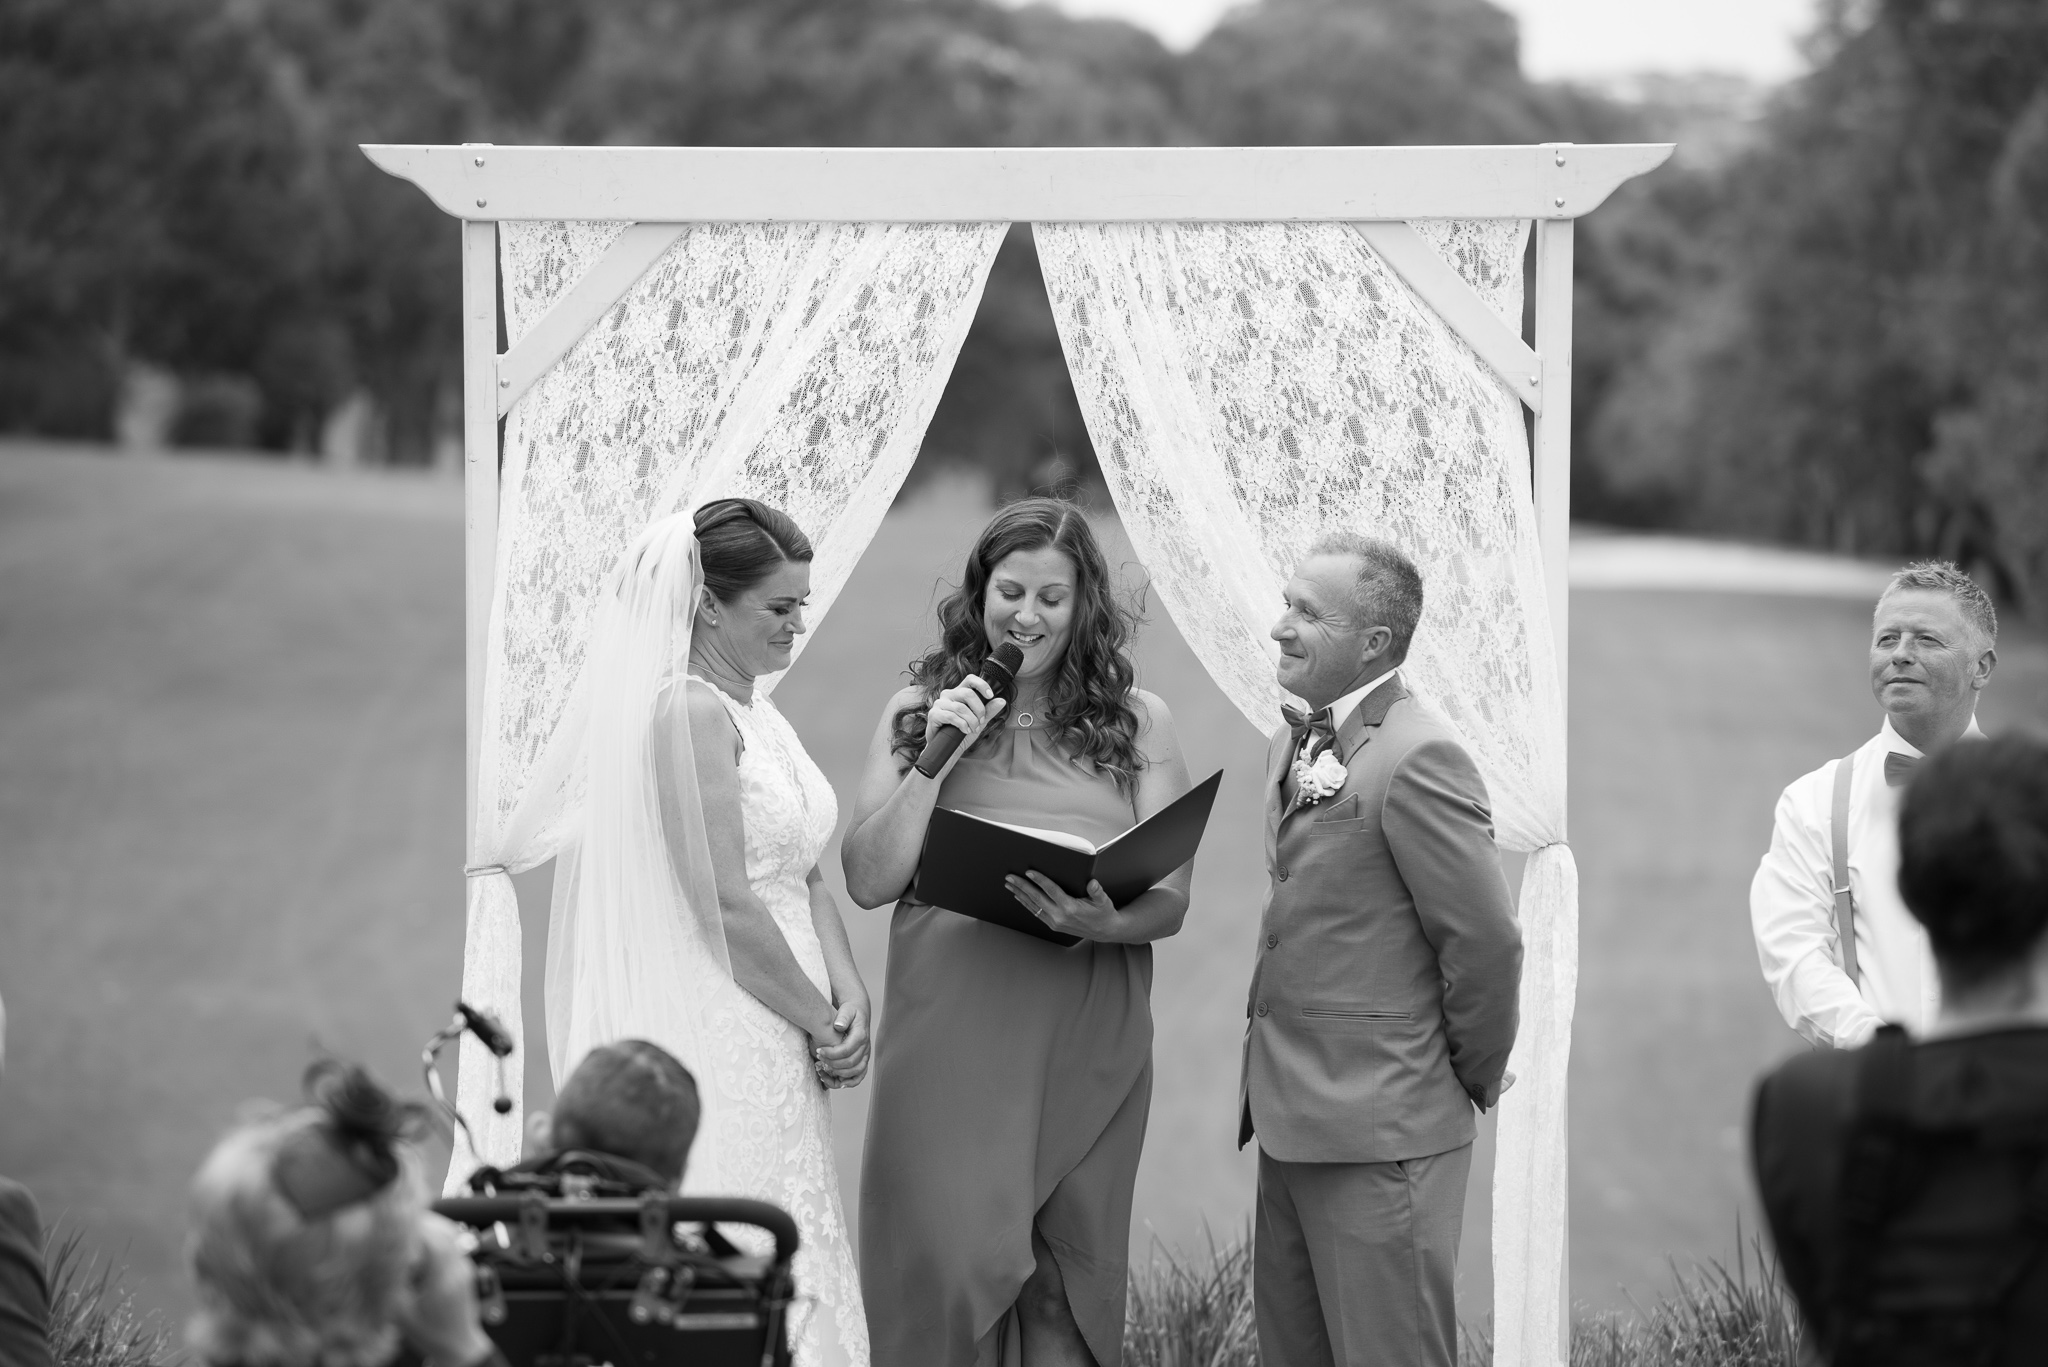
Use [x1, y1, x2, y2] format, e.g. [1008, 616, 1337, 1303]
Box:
[843, 498, 1196, 1367]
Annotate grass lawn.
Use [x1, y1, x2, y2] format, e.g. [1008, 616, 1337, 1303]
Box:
[2, 440, 2044, 1333]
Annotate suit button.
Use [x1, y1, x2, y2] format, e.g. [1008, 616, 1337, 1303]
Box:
[1255, 1001, 1269, 1017]
[1277, 867, 1289, 881]
[1266, 933, 1278, 949]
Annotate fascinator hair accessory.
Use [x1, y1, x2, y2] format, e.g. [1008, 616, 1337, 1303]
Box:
[271, 1059, 430, 1222]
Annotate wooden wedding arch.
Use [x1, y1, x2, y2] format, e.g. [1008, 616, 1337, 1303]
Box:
[365, 140, 1675, 1365]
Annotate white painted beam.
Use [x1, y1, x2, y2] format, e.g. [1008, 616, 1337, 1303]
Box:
[362, 143, 1673, 224]
[496, 223, 687, 416]
[1532, 217, 1573, 712]
[1531, 211, 1575, 1367]
[1352, 220, 1543, 412]
[461, 218, 497, 826]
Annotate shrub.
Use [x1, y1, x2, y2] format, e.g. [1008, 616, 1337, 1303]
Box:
[1124, 1232, 1259, 1367]
[1125, 1233, 1803, 1367]
[44, 1228, 179, 1367]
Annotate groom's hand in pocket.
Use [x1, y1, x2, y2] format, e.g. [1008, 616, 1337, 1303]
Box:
[814, 999, 871, 1087]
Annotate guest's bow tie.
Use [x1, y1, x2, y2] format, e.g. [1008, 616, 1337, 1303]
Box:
[1282, 704, 1338, 758]
[1884, 751, 1919, 788]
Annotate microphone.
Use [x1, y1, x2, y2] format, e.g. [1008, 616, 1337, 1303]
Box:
[914, 642, 1025, 779]
[457, 1002, 516, 1058]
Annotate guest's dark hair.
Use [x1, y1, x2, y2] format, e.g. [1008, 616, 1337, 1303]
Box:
[891, 498, 1144, 792]
[1305, 531, 1425, 664]
[1897, 731, 2048, 993]
[693, 499, 813, 603]
[550, 1040, 700, 1186]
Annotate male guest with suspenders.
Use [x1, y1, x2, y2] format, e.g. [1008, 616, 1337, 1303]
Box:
[1750, 561, 1998, 1047]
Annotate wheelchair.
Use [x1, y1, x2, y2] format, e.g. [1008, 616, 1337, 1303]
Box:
[424, 1011, 797, 1367]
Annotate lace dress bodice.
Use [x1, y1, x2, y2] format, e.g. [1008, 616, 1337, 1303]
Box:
[707, 682, 839, 998]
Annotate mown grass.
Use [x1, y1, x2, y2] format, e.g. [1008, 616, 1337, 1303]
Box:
[1124, 1234, 1804, 1367]
[45, 1229, 180, 1367]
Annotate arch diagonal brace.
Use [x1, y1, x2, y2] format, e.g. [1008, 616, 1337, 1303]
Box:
[496, 222, 688, 417]
[1350, 220, 1543, 413]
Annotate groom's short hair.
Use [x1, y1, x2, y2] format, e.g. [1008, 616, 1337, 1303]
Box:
[1307, 532, 1424, 663]
[551, 1040, 700, 1186]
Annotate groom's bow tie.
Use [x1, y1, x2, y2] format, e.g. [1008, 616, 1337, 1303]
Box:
[1884, 751, 1918, 788]
[1282, 704, 1338, 759]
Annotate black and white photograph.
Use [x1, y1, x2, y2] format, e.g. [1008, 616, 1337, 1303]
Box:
[4, 1, 2048, 1366]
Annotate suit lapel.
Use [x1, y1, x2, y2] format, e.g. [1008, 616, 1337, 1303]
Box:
[1264, 725, 1292, 858]
[1338, 672, 1407, 764]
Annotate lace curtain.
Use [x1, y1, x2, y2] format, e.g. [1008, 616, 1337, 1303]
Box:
[449, 220, 1006, 1185]
[1035, 219, 1574, 1366]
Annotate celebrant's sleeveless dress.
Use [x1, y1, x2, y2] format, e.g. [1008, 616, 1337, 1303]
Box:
[860, 705, 1154, 1367]
[688, 681, 869, 1367]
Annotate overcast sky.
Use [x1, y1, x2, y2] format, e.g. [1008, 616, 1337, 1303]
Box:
[1039, 0, 1820, 82]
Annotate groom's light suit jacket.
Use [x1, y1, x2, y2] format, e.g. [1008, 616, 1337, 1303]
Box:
[1239, 675, 1522, 1163]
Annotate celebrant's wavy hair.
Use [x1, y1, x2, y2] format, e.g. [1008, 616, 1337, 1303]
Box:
[891, 498, 1145, 791]
[186, 1061, 433, 1367]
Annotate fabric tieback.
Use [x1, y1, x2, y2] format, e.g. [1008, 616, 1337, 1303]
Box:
[1883, 751, 1918, 788]
[1281, 704, 1338, 760]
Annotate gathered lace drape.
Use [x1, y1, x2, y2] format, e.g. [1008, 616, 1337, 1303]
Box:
[449, 220, 1005, 1187]
[1035, 219, 1574, 1365]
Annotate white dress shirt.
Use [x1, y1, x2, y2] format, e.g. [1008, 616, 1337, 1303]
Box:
[1294, 669, 1399, 761]
[1749, 717, 1979, 1047]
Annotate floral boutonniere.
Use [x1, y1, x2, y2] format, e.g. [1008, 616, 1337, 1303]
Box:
[1292, 748, 1348, 803]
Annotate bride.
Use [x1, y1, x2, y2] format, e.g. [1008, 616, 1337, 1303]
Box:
[549, 498, 871, 1367]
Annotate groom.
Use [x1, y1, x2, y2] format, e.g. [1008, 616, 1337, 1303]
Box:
[1240, 533, 1523, 1367]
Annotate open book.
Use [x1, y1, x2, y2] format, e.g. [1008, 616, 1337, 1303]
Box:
[911, 769, 1224, 946]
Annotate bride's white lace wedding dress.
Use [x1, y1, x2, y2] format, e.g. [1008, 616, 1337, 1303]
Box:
[682, 679, 869, 1367]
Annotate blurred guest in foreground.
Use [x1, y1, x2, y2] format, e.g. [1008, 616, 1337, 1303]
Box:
[186, 1060, 501, 1367]
[514, 1039, 701, 1191]
[1751, 732, 2048, 1365]
[1751, 561, 1998, 1047]
[0, 991, 56, 1367]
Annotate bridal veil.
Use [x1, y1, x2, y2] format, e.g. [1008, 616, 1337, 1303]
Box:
[545, 513, 730, 1166]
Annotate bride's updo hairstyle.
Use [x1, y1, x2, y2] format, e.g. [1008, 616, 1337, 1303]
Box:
[892, 497, 1145, 791]
[692, 498, 813, 603]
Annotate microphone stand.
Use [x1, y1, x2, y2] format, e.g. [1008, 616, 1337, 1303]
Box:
[423, 1000, 517, 1161]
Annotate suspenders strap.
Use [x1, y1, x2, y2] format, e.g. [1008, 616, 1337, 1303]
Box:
[1832, 752, 1861, 986]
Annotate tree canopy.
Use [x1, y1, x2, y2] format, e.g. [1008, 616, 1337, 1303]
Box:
[7, 0, 2046, 612]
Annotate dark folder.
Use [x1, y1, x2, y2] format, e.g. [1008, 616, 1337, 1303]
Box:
[911, 769, 1224, 946]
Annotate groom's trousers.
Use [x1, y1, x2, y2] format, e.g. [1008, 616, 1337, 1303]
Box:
[1253, 1143, 1471, 1367]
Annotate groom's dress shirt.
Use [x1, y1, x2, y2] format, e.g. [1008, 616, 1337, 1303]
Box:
[1749, 718, 1976, 1048]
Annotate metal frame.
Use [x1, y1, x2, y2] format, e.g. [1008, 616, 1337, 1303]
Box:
[369, 138, 1673, 1365]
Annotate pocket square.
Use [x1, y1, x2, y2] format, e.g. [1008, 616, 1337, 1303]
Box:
[1311, 793, 1360, 821]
